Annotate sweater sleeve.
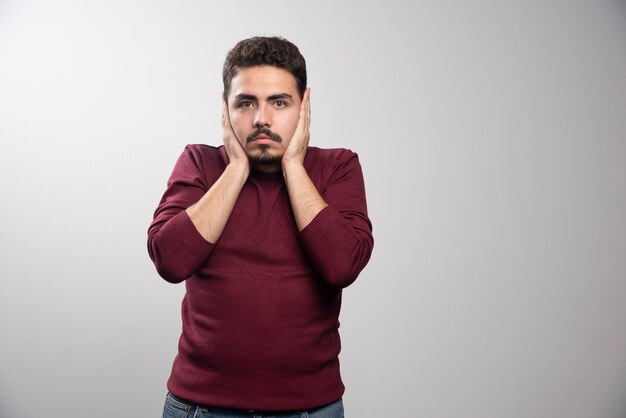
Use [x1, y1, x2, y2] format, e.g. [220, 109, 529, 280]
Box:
[147, 145, 216, 283]
[299, 150, 374, 288]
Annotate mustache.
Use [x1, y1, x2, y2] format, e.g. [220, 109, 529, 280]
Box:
[246, 128, 282, 144]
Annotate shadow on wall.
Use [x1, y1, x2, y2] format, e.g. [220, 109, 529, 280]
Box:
[600, 366, 626, 418]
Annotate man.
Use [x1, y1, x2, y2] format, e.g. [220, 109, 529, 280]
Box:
[148, 36, 373, 418]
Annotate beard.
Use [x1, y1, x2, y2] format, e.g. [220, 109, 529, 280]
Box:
[245, 127, 284, 167]
[247, 145, 283, 166]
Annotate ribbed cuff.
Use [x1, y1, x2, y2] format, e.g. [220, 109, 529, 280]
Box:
[170, 210, 213, 259]
[299, 205, 341, 246]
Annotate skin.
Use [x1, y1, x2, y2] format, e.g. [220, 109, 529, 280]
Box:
[186, 65, 328, 243]
[226, 66, 302, 172]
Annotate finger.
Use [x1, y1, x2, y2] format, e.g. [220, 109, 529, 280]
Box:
[297, 88, 311, 133]
[302, 88, 310, 115]
[221, 101, 228, 128]
[222, 101, 236, 136]
[304, 87, 310, 108]
[304, 88, 311, 132]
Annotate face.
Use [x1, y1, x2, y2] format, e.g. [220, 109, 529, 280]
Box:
[226, 66, 302, 172]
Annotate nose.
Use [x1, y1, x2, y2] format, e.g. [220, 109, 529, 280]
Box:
[253, 104, 271, 128]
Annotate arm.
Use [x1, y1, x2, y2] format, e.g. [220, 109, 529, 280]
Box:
[298, 152, 374, 288]
[147, 101, 250, 283]
[282, 89, 374, 288]
[186, 101, 249, 243]
[281, 89, 328, 230]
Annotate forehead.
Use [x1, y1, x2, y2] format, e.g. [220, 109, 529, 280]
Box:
[229, 66, 298, 98]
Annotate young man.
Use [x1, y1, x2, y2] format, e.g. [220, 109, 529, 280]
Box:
[148, 36, 373, 418]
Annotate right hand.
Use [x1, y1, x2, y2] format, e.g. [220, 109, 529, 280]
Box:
[222, 100, 249, 169]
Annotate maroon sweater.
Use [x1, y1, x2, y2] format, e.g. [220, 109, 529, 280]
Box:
[147, 144, 373, 411]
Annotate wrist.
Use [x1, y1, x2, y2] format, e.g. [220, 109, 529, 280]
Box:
[281, 159, 305, 179]
[227, 158, 250, 177]
[281, 157, 304, 170]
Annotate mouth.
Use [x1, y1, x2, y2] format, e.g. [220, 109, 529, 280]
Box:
[252, 138, 276, 145]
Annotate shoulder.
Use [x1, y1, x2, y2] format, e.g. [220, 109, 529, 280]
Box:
[178, 144, 228, 170]
[171, 144, 227, 186]
[183, 144, 227, 162]
[304, 147, 364, 191]
[305, 146, 359, 168]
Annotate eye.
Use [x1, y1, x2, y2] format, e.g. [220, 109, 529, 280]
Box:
[238, 101, 254, 109]
[274, 100, 287, 109]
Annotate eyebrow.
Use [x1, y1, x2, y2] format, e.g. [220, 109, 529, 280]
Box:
[268, 93, 293, 101]
[234, 94, 257, 101]
[233, 93, 294, 102]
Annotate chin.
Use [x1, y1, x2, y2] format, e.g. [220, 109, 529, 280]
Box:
[247, 148, 284, 165]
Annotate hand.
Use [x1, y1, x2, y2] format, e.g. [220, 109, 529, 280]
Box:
[282, 87, 311, 167]
[222, 99, 249, 170]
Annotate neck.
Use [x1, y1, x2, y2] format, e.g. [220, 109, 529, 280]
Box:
[251, 161, 281, 174]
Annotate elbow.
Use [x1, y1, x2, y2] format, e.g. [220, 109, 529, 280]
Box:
[147, 239, 192, 284]
[324, 271, 359, 289]
[322, 241, 373, 289]
[153, 262, 190, 284]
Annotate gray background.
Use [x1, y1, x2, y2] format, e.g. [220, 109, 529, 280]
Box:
[1, 0, 625, 417]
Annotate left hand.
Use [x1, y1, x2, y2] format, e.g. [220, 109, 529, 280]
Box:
[282, 87, 311, 167]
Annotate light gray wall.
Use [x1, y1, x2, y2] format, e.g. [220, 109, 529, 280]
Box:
[1, 1, 625, 417]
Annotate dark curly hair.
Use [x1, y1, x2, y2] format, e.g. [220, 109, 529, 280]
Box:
[222, 36, 307, 99]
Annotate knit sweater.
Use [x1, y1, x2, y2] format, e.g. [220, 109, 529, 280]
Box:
[147, 144, 373, 411]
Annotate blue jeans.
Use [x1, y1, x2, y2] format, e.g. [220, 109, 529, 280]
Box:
[162, 392, 344, 418]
